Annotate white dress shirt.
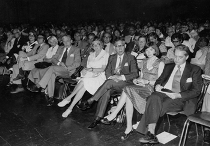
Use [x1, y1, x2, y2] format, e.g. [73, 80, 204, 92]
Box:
[58, 46, 71, 65]
[115, 54, 126, 81]
[115, 54, 124, 69]
[164, 62, 186, 90]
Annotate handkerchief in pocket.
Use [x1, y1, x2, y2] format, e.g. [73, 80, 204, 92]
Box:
[186, 78, 192, 83]
[70, 54, 74, 57]
[124, 63, 128, 66]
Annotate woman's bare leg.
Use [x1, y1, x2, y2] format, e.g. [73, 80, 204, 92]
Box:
[124, 97, 134, 134]
[105, 91, 127, 121]
[65, 80, 84, 101]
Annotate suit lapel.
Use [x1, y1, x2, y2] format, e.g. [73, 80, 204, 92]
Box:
[68, 46, 74, 56]
[180, 62, 191, 87]
[162, 64, 175, 86]
[121, 53, 128, 69]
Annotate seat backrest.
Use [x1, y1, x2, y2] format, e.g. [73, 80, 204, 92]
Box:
[195, 75, 210, 113]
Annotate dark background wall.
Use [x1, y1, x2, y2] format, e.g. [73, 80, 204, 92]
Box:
[0, 0, 210, 24]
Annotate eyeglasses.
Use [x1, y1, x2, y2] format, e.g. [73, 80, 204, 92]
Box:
[115, 45, 124, 48]
[38, 37, 44, 39]
[172, 40, 180, 43]
[104, 36, 110, 38]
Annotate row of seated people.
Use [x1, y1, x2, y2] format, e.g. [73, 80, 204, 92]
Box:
[2, 26, 210, 144]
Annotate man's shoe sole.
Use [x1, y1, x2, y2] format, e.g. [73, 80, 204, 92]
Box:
[10, 90, 24, 94]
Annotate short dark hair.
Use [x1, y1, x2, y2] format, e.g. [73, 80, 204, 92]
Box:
[175, 44, 190, 56]
[103, 32, 112, 39]
[182, 33, 190, 41]
[148, 32, 158, 40]
[147, 42, 160, 57]
[171, 33, 183, 42]
[114, 38, 125, 46]
[198, 37, 209, 46]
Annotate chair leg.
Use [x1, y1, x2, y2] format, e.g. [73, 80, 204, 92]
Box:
[179, 119, 189, 146]
[201, 125, 204, 137]
[167, 114, 171, 127]
[182, 120, 190, 146]
[195, 123, 199, 137]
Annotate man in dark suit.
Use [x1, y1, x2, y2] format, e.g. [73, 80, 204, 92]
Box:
[7, 29, 28, 58]
[81, 39, 139, 129]
[138, 45, 202, 144]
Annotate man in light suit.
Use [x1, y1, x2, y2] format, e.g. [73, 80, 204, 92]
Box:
[138, 45, 202, 144]
[103, 32, 116, 55]
[11, 34, 49, 93]
[81, 39, 139, 129]
[37, 35, 81, 106]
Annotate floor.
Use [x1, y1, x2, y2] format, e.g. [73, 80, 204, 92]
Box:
[0, 75, 209, 146]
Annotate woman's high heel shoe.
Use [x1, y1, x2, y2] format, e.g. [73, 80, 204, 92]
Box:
[58, 99, 70, 107]
[121, 129, 134, 140]
[101, 118, 116, 125]
[62, 109, 72, 118]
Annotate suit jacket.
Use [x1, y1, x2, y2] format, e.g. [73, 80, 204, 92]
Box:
[124, 35, 135, 44]
[105, 53, 139, 82]
[155, 62, 202, 115]
[27, 43, 49, 61]
[125, 41, 135, 53]
[75, 40, 88, 51]
[52, 46, 81, 76]
[7, 35, 28, 57]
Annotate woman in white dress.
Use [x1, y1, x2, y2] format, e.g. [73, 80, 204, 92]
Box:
[58, 40, 109, 117]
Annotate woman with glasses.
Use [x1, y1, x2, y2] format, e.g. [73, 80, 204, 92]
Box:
[58, 40, 109, 118]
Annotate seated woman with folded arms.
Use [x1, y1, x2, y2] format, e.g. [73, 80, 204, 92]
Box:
[58, 40, 109, 118]
[27, 36, 59, 92]
[101, 43, 164, 140]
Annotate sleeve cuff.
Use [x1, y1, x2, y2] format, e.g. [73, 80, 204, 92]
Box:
[27, 57, 30, 61]
[121, 75, 126, 81]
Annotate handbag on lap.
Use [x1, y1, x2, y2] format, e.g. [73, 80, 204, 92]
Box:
[34, 62, 52, 69]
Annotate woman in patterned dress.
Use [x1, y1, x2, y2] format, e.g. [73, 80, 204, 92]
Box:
[101, 43, 165, 140]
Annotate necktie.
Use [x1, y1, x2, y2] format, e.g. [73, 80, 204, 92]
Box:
[115, 56, 122, 75]
[172, 65, 181, 93]
[35, 46, 41, 54]
[130, 36, 133, 42]
[75, 42, 79, 47]
[103, 45, 107, 50]
[61, 48, 68, 64]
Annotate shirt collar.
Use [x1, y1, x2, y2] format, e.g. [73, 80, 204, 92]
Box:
[117, 53, 124, 59]
[176, 62, 186, 71]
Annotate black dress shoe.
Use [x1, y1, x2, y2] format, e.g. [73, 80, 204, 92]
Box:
[80, 100, 92, 111]
[10, 86, 24, 94]
[101, 118, 116, 125]
[13, 74, 25, 81]
[204, 130, 210, 144]
[139, 131, 159, 144]
[87, 119, 101, 129]
[27, 84, 39, 92]
[121, 129, 133, 140]
[45, 95, 54, 106]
